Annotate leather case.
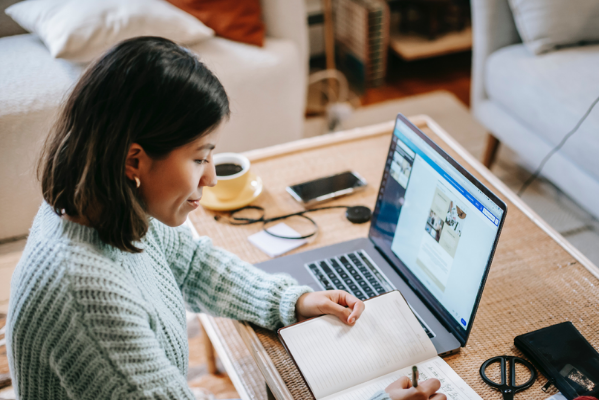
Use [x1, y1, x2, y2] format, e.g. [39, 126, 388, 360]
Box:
[514, 322, 599, 400]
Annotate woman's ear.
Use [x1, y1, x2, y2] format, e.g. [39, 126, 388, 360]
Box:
[125, 143, 147, 181]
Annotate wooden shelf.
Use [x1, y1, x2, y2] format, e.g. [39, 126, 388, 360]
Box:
[390, 27, 472, 61]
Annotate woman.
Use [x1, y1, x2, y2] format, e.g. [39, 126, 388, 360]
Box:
[6, 37, 445, 400]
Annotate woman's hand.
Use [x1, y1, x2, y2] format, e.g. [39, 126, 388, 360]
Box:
[295, 290, 365, 325]
[385, 376, 446, 400]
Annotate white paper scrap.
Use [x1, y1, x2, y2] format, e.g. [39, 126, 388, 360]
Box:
[248, 223, 307, 257]
[545, 394, 566, 400]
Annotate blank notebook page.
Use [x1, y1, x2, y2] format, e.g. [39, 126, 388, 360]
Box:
[279, 291, 437, 399]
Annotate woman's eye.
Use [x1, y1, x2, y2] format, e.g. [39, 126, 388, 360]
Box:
[195, 159, 209, 165]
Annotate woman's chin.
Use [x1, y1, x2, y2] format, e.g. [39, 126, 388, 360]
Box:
[151, 202, 199, 227]
[156, 211, 190, 228]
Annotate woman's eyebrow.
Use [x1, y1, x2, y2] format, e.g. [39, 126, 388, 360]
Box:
[197, 144, 215, 150]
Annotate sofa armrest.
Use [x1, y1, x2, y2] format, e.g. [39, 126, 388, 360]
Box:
[261, 0, 308, 76]
[471, 0, 521, 112]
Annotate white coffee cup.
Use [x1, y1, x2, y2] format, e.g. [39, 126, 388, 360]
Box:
[211, 153, 251, 201]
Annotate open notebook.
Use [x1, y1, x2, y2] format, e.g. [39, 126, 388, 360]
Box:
[278, 291, 482, 400]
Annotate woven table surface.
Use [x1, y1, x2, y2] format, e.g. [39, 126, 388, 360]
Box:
[189, 123, 599, 400]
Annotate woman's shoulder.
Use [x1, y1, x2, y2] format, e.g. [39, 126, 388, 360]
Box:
[13, 204, 137, 301]
[14, 232, 132, 295]
[9, 232, 144, 333]
[22, 204, 121, 268]
[8, 237, 155, 365]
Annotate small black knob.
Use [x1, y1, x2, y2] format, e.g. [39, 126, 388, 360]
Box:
[346, 206, 372, 224]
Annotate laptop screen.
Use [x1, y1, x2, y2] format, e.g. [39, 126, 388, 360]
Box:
[369, 115, 506, 345]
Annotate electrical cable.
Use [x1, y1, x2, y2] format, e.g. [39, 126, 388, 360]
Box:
[307, 69, 361, 123]
[307, 69, 350, 104]
[517, 94, 599, 196]
[214, 205, 371, 240]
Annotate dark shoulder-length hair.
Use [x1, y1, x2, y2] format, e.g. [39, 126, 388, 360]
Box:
[38, 37, 230, 253]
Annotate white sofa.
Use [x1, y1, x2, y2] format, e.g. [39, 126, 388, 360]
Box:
[0, 0, 308, 241]
[471, 0, 599, 220]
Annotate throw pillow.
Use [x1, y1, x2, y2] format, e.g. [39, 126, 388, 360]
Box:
[508, 0, 599, 55]
[166, 0, 264, 47]
[5, 0, 214, 62]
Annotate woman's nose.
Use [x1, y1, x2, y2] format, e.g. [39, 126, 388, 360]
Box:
[201, 162, 217, 187]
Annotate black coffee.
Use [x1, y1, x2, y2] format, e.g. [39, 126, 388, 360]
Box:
[215, 163, 243, 176]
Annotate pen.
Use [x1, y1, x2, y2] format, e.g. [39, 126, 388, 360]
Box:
[412, 366, 419, 388]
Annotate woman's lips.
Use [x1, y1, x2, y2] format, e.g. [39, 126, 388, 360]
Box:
[187, 199, 200, 208]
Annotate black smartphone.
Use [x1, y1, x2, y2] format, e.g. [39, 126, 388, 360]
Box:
[286, 171, 367, 205]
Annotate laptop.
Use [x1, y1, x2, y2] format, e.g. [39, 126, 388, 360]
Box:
[255, 114, 507, 356]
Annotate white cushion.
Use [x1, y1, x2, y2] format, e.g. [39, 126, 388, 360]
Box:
[485, 43, 599, 181]
[508, 0, 599, 54]
[0, 34, 303, 153]
[187, 37, 304, 152]
[5, 0, 214, 62]
[0, 35, 83, 116]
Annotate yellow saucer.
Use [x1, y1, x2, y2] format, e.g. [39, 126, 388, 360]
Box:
[200, 173, 263, 211]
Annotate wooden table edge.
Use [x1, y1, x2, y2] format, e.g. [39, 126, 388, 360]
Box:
[235, 322, 295, 400]
[242, 120, 398, 163]
[197, 314, 254, 400]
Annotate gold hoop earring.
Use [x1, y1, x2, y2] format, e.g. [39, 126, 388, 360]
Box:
[134, 177, 140, 188]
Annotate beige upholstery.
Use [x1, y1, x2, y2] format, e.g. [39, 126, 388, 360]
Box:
[0, 0, 308, 240]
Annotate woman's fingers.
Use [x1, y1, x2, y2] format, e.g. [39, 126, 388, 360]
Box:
[429, 393, 447, 400]
[297, 291, 365, 325]
[417, 378, 442, 398]
[322, 300, 353, 323]
[397, 375, 412, 389]
[386, 377, 443, 399]
[336, 291, 365, 324]
[385, 375, 412, 391]
[386, 378, 442, 399]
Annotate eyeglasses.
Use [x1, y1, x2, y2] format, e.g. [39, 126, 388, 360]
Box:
[214, 204, 371, 239]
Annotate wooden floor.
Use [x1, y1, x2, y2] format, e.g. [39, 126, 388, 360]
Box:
[361, 50, 472, 107]
[307, 50, 472, 118]
[187, 318, 239, 399]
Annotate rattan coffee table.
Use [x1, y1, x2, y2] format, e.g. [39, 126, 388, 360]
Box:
[191, 116, 599, 400]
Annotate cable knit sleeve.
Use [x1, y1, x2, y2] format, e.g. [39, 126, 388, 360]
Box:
[370, 390, 392, 400]
[159, 221, 313, 329]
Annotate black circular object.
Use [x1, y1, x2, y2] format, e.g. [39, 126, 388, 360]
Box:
[345, 206, 372, 224]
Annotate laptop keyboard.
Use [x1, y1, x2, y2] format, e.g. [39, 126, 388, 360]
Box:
[305, 250, 436, 338]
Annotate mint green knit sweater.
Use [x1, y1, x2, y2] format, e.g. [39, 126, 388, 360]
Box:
[7, 203, 392, 400]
